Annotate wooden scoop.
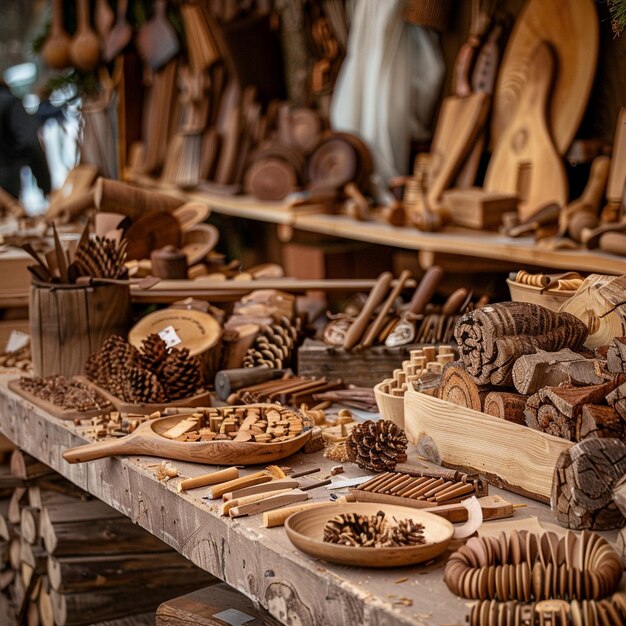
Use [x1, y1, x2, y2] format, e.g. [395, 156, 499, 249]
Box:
[70, 0, 101, 72]
[63, 410, 312, 466]
[103, 0, 131, 62]
[136, 0, 180, 70]
[42, 0, 71, 69]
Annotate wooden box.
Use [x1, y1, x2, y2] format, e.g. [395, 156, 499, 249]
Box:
[156, 583, 279, 625]
[443, 187, 517, 230]
[403, 389, 572, 503]
[297, 339, 423, 388]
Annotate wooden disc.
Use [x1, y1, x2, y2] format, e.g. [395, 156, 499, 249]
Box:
[254, 141, 306, 179]
[244, 158, 297, 201]
[125, 210, 181, 261]
[334, 131, 373, 189]
[181, 224, 220, 266]
[289, 108, 322, 154]
[128, 308, 221, 356]
[173, 202, 211, 231]
[308, 136, 358, 190]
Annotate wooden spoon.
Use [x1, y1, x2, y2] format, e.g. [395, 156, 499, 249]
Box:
[70, 0, 101, 72]
[136, 0, 180, 71]
[103, 0, 131, 62]
[41, 0, 71, 70]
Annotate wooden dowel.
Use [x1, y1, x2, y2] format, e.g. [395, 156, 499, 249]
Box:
[223, 478, 299, 501]
[177, 467, 239, 492]
[229, 490, 309, 518]
[221, 488, 294, 516]
[206, 475, 272, 500]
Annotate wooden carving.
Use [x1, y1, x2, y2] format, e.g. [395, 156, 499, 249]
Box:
[551, 438, 626, 530]
[454, 302, 588, 387]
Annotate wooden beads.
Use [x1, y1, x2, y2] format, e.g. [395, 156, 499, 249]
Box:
[444, 530, 622, 603]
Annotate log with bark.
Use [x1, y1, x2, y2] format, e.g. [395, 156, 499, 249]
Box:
[511, 348, 606, 395]
[482, 391, 528, 425]
[607, 380, 626, 420]
[524, 379, 622, 441]
[607, 337, 626, 373]
[437, 364, 490, 412]
[552, 437, 626, 529]
[454, 302, 588, 387]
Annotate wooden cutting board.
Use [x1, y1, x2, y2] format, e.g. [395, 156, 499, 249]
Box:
[484, 43, 567, 222]
[491, 0, 598, 155]
[426, 92, 490, 208]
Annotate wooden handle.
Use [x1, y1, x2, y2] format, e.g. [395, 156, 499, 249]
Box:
[116, 0, 128, 20]
[441, 287, 470, 316]
[408, 266, 444, 315]
[222, 488, 294, 516]
[63, 436, 140, 463]
[599, 231, 626, 256]
[360, 270, 412, 348]
[580, 155, 610, 206]
[263, 502, 336, 528]
[342, 272, 393, 350]
[177, 467, 239, 492]
[76, 0, 90, 32]
[154, 0, 166, 19]
[453, 40, 479, 98]
[51, 0, 65, 35]
[214, 368, 290, 401]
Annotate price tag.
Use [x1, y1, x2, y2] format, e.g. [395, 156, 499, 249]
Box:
[5, 331, 29, 353]
[158, 325, 182, 349]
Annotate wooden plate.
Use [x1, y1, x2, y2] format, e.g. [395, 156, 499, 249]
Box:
[8, 378, 112, 421]
[173, 202, 211, 231]
[285, 502, 453, 567]
[63, 404, 313, 465]
[181, 224, 220, 266]
[128, 308, 221, 357]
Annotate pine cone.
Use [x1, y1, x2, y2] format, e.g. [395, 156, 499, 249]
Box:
[118, 367, 166, 403]
[85, 335, 139, 385]
[345, 419, 408, 472]
[140, 333, 169, 373]
[243, 316, 299, 368]
[161, 347, 205, 400]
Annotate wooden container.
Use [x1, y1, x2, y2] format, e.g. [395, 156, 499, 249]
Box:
[506, 278, 575, 312]
[403, 390, 572, 503]
[373, 381, 405, 429]
[30, 282, 131, 378]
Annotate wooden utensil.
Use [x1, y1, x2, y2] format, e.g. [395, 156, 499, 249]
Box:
[94, 0, 114, 39]
[52, 223, 69, 283]
[491, 0, 598, 154]
[70, 0, 101, 73]
[599, 231, 626, 256]
[177, 467, 239, 492]
[103, 0, 132, 62]
[506, 202, 560, 238]
[124, 210, 181, 261]
[41, 0, 71, 69]
[63, 412, 312, 466]
[136, 0, 180, 70]
[485, 43, 568, 221]
[285, 503, 454, 567]
[342, 272, 393, 350]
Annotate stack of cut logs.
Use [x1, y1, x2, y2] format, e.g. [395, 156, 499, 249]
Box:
[0, 448, 214, 626]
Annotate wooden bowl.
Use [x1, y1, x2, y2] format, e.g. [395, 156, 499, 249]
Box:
[373, 380, 405, 429]
[506, 279, 575, 312]
[285, 502, 454, 567]
[64, 404, 313, 465]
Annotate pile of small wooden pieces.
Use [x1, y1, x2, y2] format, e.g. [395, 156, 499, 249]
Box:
[378, 346, 455, 400]
[0, 343, 30, 371]
[444, 530, 622, 602]
[161, 405, 305, 444]
[76, 411, 152, 440]
[17, 375, 110, 412]
[323, 510, 426, 548]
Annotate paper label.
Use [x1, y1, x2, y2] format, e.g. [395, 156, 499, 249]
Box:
[212, 609, 255, 625]
[158, 325, 182, 349]
[5, 331, 29, 353]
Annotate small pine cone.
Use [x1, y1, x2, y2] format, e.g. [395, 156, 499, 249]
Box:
[243, 317, 299, 369]
[121, 367, 166, 403]
[345, 419, 408, 472]
[85, 335, 139, 385]
[140, 333, 169, 373]
[161, 348, 205, 400]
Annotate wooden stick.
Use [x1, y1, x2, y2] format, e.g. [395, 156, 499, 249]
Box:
[223, 478, 299, 501]
[229, 490, 309, 518]
[177, 467, 239, 492]
[221, 488, 294, 516]
[206, 474, 272, 500]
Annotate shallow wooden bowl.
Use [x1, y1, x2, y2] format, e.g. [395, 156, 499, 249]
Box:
[63, 404, 313, 465]
[285, 502, 454, 568]
[506, 279, 575, 312]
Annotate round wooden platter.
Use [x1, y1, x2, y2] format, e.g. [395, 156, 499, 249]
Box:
[128, 308, 222, 357]
[173, 202, 211, 231]
[181, 223, 220, 266]
[285, 502, 454, 568]
[63, 406, 313, 466]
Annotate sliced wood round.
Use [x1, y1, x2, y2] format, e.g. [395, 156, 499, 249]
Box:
[285, 502, 453, 567]
[172, 202, 211, 231]
[308, 136, 358, 191]
[244, 158, 297, 201]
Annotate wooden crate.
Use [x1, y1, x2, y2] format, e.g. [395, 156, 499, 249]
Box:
[156, 583, 279, 626]
[297, 339, 423, 388]
[403, 390, 572, 503]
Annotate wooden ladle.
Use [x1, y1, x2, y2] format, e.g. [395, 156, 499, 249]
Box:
[41, 0, 71, 69]
[70, 0, 101, 72]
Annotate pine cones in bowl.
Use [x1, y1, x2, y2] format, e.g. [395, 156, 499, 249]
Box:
[346, 419, 408, 472]
[86, 334, 206, 406]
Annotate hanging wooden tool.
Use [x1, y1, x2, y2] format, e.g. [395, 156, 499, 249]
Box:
[42, 0, 71, 69]
[136, 0, 180, 71]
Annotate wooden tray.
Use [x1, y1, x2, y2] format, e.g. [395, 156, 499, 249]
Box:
[8, 378, 112, 421]
[82, 378, 213, 414]
[63, 409, 312, 466]
[285, 502, 453, 568]
[403, 390, 572, 503]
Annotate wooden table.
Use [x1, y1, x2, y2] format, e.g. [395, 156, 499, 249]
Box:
[0, 376, 609, 626]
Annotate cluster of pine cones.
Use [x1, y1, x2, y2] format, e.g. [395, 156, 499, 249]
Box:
[86, 334, 205, 403]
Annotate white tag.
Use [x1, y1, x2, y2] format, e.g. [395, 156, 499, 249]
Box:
[158, 325, 182, 349]
[5, 331, 29, 353]
[212, 609, 255, 625]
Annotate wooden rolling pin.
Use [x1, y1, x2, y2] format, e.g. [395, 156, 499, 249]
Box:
[177, 467, 239, 493]
[407, 266, 444, 315]
[214, 367, 292, 401]
[263, 502, 337, 528]
[342, 272, 393, 350]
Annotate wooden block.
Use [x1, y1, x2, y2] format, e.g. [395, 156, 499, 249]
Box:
[443, 187, 518, 230]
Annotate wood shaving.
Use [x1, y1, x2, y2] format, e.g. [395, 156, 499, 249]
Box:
[154, 461, 179, 481]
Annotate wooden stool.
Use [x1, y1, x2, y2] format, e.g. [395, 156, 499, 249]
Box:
[156, 584, 279, 625]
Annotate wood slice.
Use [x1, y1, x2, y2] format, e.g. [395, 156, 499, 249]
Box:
[483, 391, 528, 425]
[491, 0, 599, 154]
[244, 158, 297, 201]
[438, 364, 487, 412]
[172, 202, 210, 231]
[288, 107, 322, 154]
[308, 136, 358, 191]
[124, 210, 181, 261]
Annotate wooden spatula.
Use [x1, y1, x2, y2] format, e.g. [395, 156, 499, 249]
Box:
[136, 0, 180, 70]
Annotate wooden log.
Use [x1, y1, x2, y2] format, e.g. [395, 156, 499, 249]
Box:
[482, 391, 528, 425]
[8, 487, 26, 524]
[20, 540, 47, 572]
[10, 450, 53, 481]
[607, 337, 626, 373]
[39, 585, 54, 626]
[48, 551, 216, 593]
[20, 506, 40, 544]
[437, 364, 488, 412]
[26, 600, 39, 626]
[551, 437, 626, 529]
[214, 367, 291, 401]
[576, 405, 624, 441]
[607, 380, 626, 420]
[511, 349, 604, 394]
